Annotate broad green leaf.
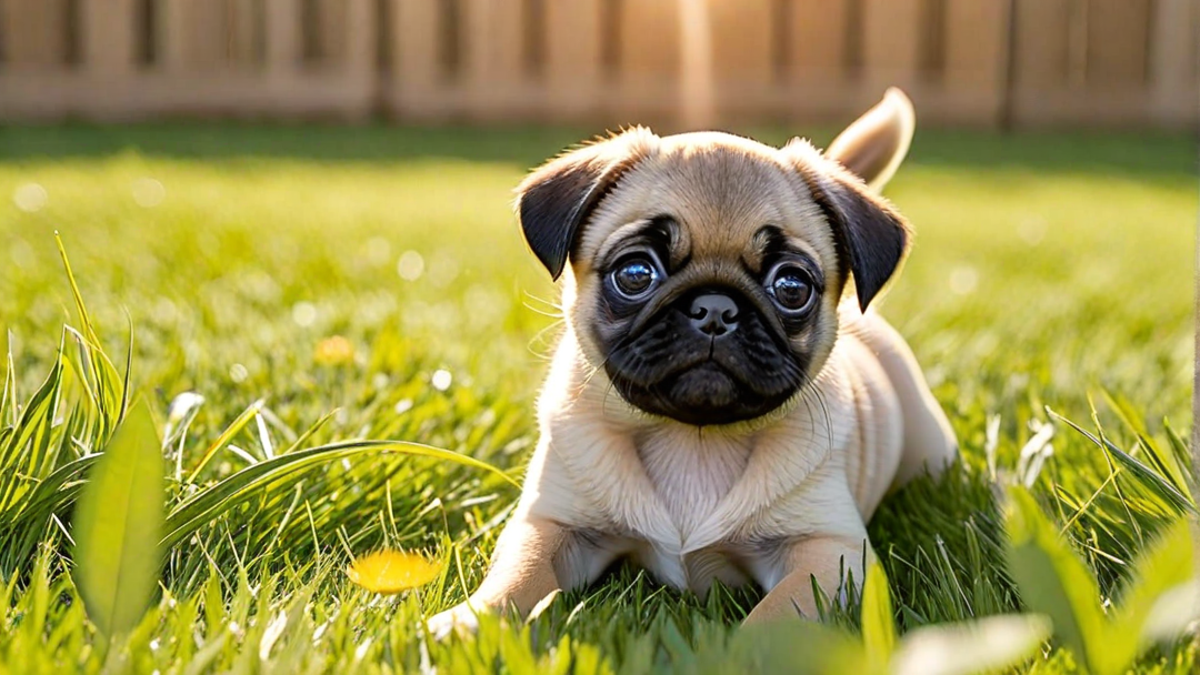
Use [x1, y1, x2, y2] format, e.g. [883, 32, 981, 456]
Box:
[862, 562, 897, 666]
[891, 614, 1051, 675]
[732, 620, 867, 674]
[1141, 580, 1200, 643]
[73, 400, 165, 638]
[1004, 486, 1105, 673]
[1110, 519, 1196, 645]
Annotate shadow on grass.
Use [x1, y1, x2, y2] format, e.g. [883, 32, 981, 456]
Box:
[0, 122, 1195, 182]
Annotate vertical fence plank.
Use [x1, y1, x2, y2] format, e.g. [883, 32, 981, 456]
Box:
[390, 0, 438, 88]
[618, 0, 679, 106]
[1, 0, 70, 66]
[265, 0, 300, 75]
[158, 0, 189, 70]
[229, 0, 261, 66]
[387, 0, 444, 117]
[183, 1, 231, 69]
[312, 0, 347, 65]
[1085, 0, 1151, 89]
[709, 0, 770, 86]
[344, 0, 374, 74]
[1011, 0, 1070, 89]
[860, 0, 921, 89]
[544, 0, 603, 118]
[80, 0, 135, 73]
[941, 0, 1010, 124]
[789, 0, 850, 81]
[459, 0, 526, 117]
[462, 0, 524, 85]
[1149, 0, 1199, 127]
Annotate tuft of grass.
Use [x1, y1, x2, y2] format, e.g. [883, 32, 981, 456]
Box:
[0, 125, 1195, 673]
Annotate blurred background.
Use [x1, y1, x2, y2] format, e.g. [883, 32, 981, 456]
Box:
[0, 0, 1196, 130]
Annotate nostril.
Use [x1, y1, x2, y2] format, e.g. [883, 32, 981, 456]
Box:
[688, 293, 740, 336]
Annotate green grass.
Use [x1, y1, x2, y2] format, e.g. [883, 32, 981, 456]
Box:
[0, 123, 1196, 673]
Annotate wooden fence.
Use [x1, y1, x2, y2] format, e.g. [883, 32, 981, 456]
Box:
[0, 0, 1195, 129]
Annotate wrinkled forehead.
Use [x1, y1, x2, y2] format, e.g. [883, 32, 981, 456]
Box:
[576, 139, 834, 268]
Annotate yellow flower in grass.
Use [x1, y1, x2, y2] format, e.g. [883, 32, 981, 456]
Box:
[314, 335, 355, 366]
[346, 550, 441, 594]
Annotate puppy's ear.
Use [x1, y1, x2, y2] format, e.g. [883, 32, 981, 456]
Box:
[515, 128, 658, 280]
[824, 87, 915, 192]
[785, 140, 912, 311]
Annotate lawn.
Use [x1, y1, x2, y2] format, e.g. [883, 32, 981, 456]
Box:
[0, 123, 1195, 674]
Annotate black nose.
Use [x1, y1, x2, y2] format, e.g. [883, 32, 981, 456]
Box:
[688, 293, 739, 337]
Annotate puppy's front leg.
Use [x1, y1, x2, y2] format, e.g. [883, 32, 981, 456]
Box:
[426, 514, 565, 637]
[744, 533, 874, 625]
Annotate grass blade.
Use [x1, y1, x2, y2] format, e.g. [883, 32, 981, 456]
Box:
[185, 400, 264, 483]
[1048, 408, 1194, 515]
[162, 440, 517, 550]
[0, 353, 64, 515]
[73, 400, 165, 638]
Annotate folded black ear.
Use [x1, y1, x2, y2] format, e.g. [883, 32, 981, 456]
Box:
[515, 128, 658, 280]
[786, 140, 911, 310]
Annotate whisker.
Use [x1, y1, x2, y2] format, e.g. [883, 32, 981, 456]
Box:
[522, 291, 563, 318]
[526, 318, 566, 362]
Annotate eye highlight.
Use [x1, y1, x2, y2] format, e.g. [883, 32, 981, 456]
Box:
[609, 254, 663, 300]
[764, 262, 816, 313]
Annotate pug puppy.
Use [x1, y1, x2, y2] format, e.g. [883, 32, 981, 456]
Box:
[428, 88, 957, 635]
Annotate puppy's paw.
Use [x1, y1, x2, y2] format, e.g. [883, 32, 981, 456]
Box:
[425, 603, 480, 640]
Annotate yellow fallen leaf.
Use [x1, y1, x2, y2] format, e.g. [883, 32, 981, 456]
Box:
[346, 550, 441, 594]
[314, 336, 355, 367]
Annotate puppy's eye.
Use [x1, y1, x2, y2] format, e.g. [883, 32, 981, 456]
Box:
[765, 263, 816, 313]
[611, 256, 661, 299]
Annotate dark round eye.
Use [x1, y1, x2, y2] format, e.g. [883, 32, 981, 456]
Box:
[611, 256, 661, 299]
[766, 264, 815, 312]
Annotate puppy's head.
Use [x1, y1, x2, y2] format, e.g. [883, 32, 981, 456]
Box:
[518, 90, 916, 427]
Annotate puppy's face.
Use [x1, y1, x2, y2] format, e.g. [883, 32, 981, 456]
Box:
[517, 123, 912, 427]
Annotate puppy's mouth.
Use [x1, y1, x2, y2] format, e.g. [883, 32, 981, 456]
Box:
[602, 294, 807, 426]
[614, 360, 775, 427]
